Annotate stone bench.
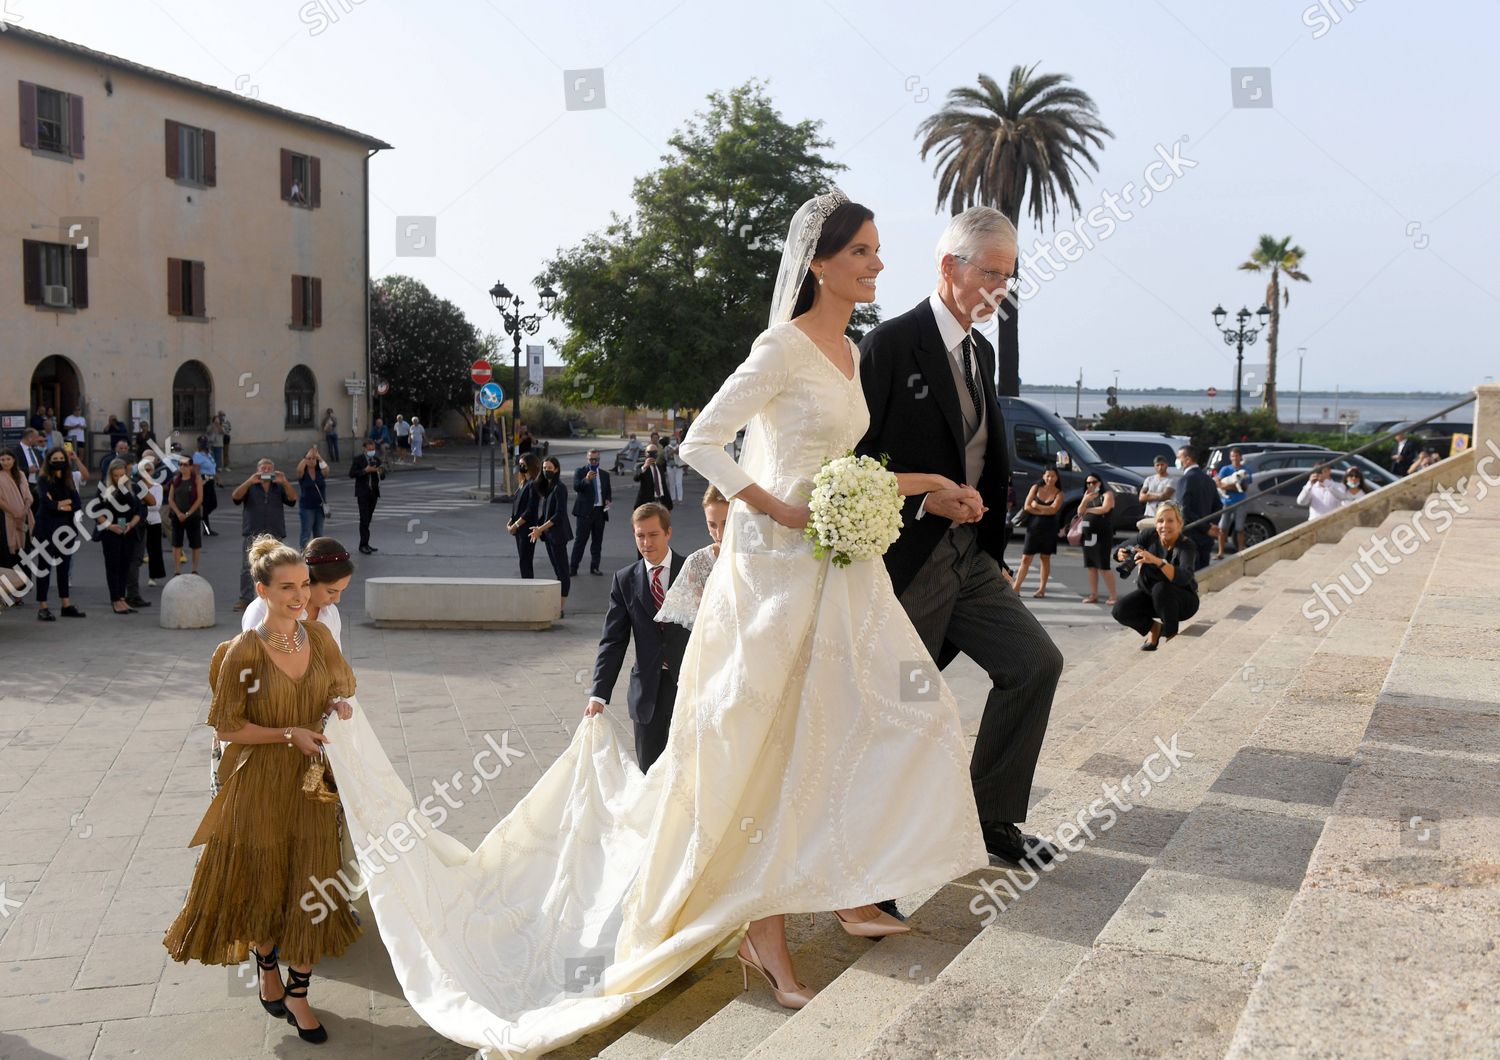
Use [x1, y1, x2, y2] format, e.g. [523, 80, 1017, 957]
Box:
[364, 577, 559, 630]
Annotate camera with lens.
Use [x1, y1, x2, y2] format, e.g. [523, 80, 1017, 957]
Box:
[1115, 547, 1140, 579]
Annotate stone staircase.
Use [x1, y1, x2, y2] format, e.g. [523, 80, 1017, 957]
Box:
[539, 417, 1500, 1058]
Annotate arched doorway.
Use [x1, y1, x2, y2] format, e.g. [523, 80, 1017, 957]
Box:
[172, 360, 213, 434]
[30, 355, 84, 426]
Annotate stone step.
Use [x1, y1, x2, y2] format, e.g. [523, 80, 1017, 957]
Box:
[857, 520, 1442, 1059]
[1224, 485, 1500, 1056]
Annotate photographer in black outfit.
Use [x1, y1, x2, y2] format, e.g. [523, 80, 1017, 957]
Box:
[1111, 500, 1200, 651]
[350, 438, 386, 555]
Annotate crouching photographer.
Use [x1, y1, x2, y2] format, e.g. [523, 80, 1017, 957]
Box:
[1110, 500, 1200, 652]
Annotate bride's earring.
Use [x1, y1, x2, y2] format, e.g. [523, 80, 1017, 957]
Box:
[817, 272, 825, 286]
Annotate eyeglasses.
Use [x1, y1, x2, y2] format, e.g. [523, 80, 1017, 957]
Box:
[954, 254, 1018, 289]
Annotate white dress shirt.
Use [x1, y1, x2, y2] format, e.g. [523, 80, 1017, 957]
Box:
[1297, 478, 1350, 520]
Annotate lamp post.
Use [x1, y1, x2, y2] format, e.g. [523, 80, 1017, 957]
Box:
[1297, 346, 1307, 426]
[1212, 303, 1270, 413]
[488, 280, 558, 448]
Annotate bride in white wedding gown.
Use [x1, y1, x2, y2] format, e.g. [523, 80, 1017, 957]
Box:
[325, 189, 987, 1058]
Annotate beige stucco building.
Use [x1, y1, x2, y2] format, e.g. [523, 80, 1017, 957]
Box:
[1, 27, 389, 468]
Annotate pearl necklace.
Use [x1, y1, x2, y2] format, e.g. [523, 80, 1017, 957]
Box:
[256, 621, 305, 654]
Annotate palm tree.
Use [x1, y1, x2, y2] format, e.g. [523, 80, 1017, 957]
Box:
[1238, 235, 1310, 417]
[916, 65, 1112, 394]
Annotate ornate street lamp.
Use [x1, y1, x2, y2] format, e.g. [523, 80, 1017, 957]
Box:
[1212, 303, 1270, 413]
[489, 280, 557, 442]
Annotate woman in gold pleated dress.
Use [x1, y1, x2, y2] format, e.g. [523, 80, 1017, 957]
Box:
[164, 536, 358, 1045]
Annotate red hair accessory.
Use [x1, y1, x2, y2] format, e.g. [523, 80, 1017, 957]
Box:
[306, 551, 350, 565]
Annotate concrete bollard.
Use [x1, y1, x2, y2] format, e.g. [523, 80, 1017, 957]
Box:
[159, 572, 216, 629]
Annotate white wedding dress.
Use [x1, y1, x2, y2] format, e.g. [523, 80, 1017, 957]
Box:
[326, 321, 986, 1058]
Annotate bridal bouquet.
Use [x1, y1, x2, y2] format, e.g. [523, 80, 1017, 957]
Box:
[804, 452, 903, 568]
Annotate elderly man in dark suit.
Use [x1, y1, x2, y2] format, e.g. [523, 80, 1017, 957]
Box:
[569, 448, 612, 577]
[583, 503, 690, 772]
[857, 206, 1063, 881]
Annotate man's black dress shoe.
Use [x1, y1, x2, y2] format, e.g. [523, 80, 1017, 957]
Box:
[982, 821, 1057, 869]
[874, 899, 907, 923]
[358, 545, 374, 555]
[590, 568, 603, 576]
[568, 568, 579, 577]
[126, 597, 152, 609]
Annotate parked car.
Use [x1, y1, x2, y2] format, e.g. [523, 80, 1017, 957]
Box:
[1239, 448, 1399, 487]
[1080, 430, 1192, 483]
[999, 397, 1145, 538]
[1234, 469, 1318, 547]
[1206, 441, 1325, 471]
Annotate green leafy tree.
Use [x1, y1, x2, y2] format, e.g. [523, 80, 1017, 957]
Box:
[917, 65, 1112, 395]
[544, 81, 876, 410]
[1238, 235, 1311, 417]
[370, 276, 492, 436]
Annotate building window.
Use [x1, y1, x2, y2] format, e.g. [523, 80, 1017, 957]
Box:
[165, 120, 216, 186]
[21, 240, 88, 309]
[18, 82, 83, 158]
[280, 148, 321, 207]
[291, 275, 323, 329]
[285, 366, 316, 428]
[172, 360, 213, 432]
[168, 258, 206, 318]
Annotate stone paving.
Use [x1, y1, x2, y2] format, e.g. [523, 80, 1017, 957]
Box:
[0, 443, 1105, 1058]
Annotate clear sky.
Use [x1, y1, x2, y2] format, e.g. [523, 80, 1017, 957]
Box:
[17, 0, 1498, 395]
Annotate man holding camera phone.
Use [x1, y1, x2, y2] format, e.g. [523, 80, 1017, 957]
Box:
[633, 444, 674, 511]
[351, 438, 387, 554]
[231, 458, 298, 609]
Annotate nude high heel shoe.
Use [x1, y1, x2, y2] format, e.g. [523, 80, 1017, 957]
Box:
[736, 935, 816, 1010]
[833, 907, 911, 938]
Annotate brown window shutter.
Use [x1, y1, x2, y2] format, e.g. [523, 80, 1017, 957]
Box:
[71, 247, 88, 309]
[19, 82, 37, 150]
[311, 277, 322, 328]
[202, 129, 216, 186]
[280, 148, 292, 200]
[191, 261, 205, 317]
[309, 156, 321, 207]
[291, 274, 304, 327]
[23, 240, 42, 304]
[167, 258, 182, 316]
[68, 93, 84, 158]
[165, 119, 180, 178]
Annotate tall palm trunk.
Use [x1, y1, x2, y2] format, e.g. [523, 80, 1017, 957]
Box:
[1265, 271, 1281, 417]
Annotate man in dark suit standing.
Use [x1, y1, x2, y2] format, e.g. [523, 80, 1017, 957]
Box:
[857, 206, 1063, 878]
[633, 444, 673, 511]
[569, 448, 612, 577]
[349, 437, 386, 554]
[1391, 431, 1417, 476]
[1175, 446, 1217, 571]
[583, 503, 690, 772]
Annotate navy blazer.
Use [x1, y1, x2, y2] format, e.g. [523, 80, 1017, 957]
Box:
[589, 551, 691, 725]
[571, 465, 612, 517]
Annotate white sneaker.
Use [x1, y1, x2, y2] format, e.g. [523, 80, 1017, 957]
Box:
[148, 578, 158, 587]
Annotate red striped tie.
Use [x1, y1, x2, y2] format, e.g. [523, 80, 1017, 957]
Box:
[651, 564, 665, 609]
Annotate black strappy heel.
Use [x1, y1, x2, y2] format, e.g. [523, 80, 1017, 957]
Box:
[283, 966, 328, 1044]
[249, 946, 286, 1018]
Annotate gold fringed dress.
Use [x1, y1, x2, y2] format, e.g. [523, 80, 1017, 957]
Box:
[164, 621, 360, 967]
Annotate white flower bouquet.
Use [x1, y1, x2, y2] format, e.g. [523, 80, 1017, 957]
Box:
[803, 452, 903, 568]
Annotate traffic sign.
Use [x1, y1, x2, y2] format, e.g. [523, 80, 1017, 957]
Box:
[471, 360, 493, 386]
[1206, 386, 1218, 398]
[478, 382, 504, 410]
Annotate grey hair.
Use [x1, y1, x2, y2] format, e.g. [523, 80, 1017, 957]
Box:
[935, 206, 1018, 268]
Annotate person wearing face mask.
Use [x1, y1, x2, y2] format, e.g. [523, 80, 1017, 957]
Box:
[507, 453, 542, 578]
[528, 456, 573, 617]
[95, 459, 146, 614]
[569, 449, 612, 576]
[34, 448, 86, 620]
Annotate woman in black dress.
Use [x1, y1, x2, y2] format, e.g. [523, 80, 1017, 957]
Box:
[1078, 473, 1118, 605]
[528, 455, 573, 618]
[1011, 466, 1064, 598]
